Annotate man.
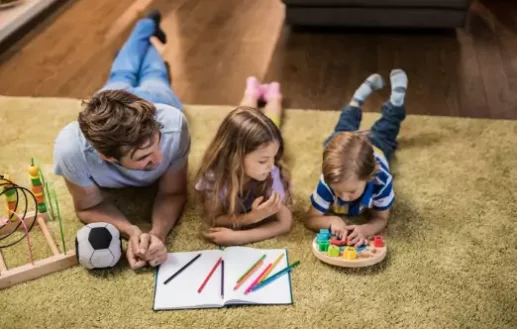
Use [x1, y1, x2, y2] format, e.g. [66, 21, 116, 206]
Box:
[53, 11, 189, 270]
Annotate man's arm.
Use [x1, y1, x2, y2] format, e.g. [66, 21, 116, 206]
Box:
[65, 179, 148, 269]
[64, 179, 140, 239]
[149, 161, 188, 242]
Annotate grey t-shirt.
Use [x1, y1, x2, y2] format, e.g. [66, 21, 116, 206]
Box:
[53, 103, 190, 188]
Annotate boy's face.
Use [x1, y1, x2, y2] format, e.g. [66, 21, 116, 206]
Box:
[330, 176, 367, 202]
[244, 142, 279, 182]
[104, 132, 163, 171]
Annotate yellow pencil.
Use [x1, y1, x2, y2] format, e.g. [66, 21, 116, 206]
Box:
[258, 253, 284, 284]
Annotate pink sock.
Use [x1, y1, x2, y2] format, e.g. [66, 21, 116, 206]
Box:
[259, 84, 269, 101]
[244, 76, 261, 98]
[264, 82, 282, 102]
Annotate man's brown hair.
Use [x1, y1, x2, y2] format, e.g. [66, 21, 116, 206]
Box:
[78, 90, 161, 159]
[323, 132, 378, 184]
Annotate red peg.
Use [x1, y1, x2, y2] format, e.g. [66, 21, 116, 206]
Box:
[373, 235, 384, 247]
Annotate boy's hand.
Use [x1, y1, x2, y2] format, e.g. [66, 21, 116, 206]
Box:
[204, 227, 242, 246]
[345, 225, 368, 247]
[250, 191, 282, 222]
[329, 217, 348, 240]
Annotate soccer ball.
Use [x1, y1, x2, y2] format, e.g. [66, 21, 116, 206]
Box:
[75, 222, 122, 269]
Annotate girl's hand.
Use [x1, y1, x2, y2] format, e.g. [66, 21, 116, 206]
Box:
[250, 191, 283, 222]
[345, 225, 368, 247]
[330, 217, 348, 240]
[204, 227, 242, 246]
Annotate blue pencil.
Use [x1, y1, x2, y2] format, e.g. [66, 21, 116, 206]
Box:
[250, 260, 300, 293]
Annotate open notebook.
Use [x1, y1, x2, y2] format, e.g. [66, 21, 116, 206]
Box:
[153, 247, 293, 310]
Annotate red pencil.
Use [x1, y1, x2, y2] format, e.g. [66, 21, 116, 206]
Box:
[197, 257, 223, 293]
[244, 263, 272, 294]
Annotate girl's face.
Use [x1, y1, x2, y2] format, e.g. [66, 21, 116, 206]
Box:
[243, 141, 280, 182]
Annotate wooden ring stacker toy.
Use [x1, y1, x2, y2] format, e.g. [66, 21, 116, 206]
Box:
[311, 229, 387, 268]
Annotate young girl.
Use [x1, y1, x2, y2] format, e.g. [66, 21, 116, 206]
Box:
[305, 69, 408, 247]
[195, 77, 292, 246]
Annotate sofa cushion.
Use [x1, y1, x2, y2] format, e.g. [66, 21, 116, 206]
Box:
[282, 0, 471, 9]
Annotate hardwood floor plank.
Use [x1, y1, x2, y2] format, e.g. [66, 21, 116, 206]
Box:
[0, 0, 515, 119]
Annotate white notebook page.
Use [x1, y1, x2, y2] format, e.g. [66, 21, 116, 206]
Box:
[223, 247, 292, 305]
[154, 250, 224, 310]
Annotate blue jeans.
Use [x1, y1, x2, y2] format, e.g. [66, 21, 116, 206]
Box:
[324, 101, 406, 160]
[99, 18, 182, 109]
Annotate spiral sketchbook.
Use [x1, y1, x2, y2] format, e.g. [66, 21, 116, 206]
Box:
[153, 247, 293, 310]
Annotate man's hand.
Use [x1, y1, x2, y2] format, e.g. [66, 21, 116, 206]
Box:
[127, 229, 149, 270]
[204, 227, 242, 246]
[249, 191, 283, 223]
[144, 233, 168, 267]
[345, 225, 369, 247]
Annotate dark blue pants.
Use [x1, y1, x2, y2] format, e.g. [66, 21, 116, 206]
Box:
[324, 101, 406, 160]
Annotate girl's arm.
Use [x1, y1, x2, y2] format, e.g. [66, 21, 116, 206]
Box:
[204, 204, 293, 246]
[206, 192, 283, 229]
[232, 204, 293, 244]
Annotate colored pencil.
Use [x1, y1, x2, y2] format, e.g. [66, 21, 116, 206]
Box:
[250, 260, 301, 293]
[221, 260, 225, 299]
[258, 253, 284, 284]
[233, 260, 263, 290]
[236, 254, 266, 284]
[163, 253, 202, 285]
[244, 263, 272, 294]
[197, 257, 222, 293]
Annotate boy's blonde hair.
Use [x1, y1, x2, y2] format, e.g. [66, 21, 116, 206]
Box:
[323, 132, 378, 184]
[196, 107, 291, 226]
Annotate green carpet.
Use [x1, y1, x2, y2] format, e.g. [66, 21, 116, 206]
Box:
[0, 95, 516, 329]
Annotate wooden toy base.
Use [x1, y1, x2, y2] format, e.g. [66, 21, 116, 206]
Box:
[312, 238, 387, 268]
[0, 212, 77, 289]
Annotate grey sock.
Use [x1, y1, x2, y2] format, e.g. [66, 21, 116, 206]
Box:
[390, 69, 408, 106]
[352, 74, 384, 105]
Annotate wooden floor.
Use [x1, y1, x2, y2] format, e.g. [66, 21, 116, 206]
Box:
[0, 0, 516, 119]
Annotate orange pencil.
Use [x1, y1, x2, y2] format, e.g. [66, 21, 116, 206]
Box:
[244, 263, 272, 294]
[233, 260, 263, 290]
[258, 253, 284, 284]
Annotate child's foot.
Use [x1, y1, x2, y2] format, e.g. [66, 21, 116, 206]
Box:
[146, 9, 167, 44]
[389, 69, 408, 106]
[352, 73, 385, 105]
[244, 76, 262, 99]
[264, 82, 282, 102]
[259, 84, 269, 102]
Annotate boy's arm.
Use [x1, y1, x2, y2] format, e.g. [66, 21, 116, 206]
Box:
[361, 208, 390, 236]
[346, 208, 390, 245]
[304, 206, 345, 232]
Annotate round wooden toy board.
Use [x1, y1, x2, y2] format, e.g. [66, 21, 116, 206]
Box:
[312, 237, 387, 268]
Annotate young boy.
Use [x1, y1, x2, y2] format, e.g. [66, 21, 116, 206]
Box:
[305, 70, 408, 247]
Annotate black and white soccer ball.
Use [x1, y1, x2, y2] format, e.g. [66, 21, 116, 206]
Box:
[75, 222, 122, 269]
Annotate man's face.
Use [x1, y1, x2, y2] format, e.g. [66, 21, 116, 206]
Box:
[114, 132, 163, 171]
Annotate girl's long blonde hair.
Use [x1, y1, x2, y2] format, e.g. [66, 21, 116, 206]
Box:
[196, 107, 291, 226]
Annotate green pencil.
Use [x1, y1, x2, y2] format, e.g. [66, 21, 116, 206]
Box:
[236, 254, 266, 284]
[250, 260, 300, 293]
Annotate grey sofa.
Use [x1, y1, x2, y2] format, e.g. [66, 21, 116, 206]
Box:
[282, 0, 472, 28]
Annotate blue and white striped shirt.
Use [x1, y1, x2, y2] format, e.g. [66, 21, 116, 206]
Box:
[310, 152, 394, 216]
